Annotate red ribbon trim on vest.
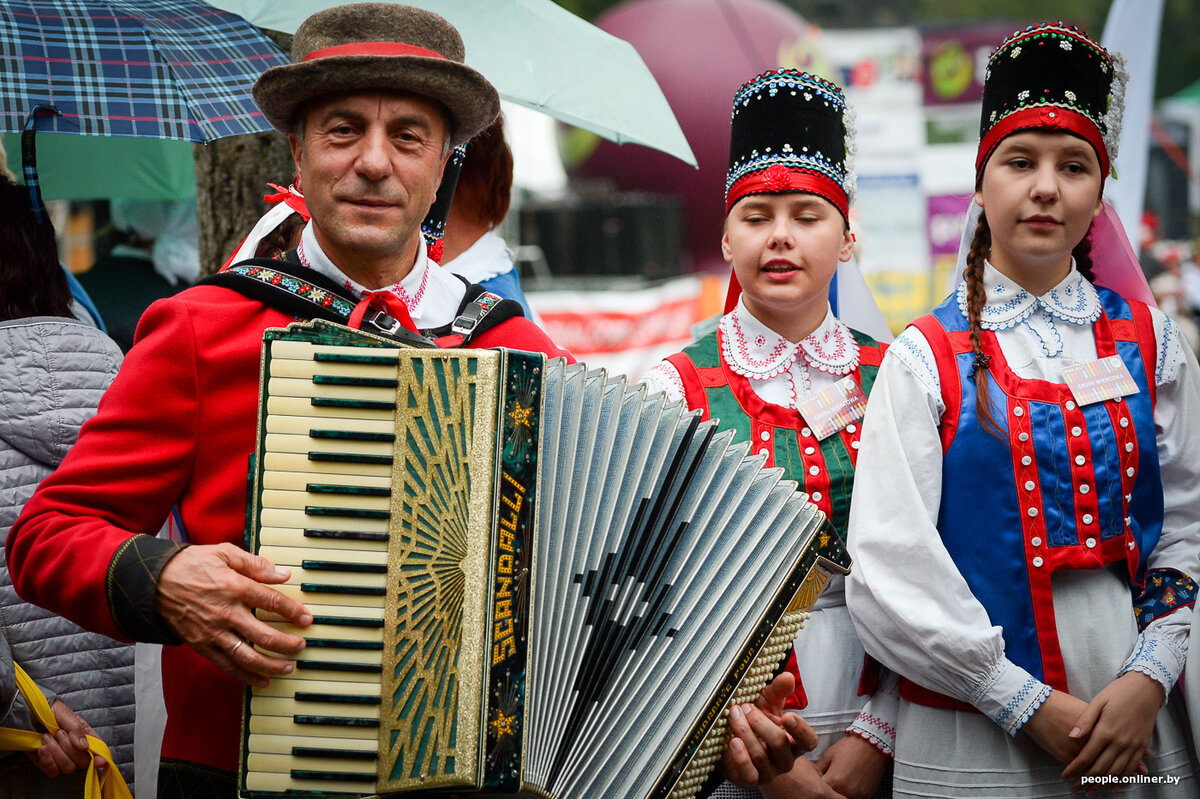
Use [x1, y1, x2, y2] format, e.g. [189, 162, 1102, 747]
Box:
[304, 42, 447, 62]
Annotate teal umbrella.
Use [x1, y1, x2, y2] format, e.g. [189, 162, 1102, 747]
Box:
[0, 133, 195, 200]
[206, 0, 697, 166]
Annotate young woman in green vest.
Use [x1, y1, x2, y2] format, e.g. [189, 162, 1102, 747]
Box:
[642, 69, 894, 799]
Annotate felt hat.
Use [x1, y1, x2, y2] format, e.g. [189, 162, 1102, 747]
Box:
[725, 69, 856, 221]
[252, 3, 500, 144]
[977, 22, 1126, 181]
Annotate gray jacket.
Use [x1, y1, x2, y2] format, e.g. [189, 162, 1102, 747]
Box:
[1, 317, 134, 796]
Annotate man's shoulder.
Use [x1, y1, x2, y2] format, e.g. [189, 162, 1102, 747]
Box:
[133, 282, 297, 349]
[469, 316, 571, 361]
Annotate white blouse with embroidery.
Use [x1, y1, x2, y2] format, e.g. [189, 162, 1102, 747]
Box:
[847, 262, 1200, 735]
[297, 222, 467, 329]
[641, 298, 859, 409]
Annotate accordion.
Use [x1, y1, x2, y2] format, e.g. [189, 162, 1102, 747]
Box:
[239, 320, 849, 799]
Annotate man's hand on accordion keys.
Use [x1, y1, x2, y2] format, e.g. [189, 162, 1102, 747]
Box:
[718, 672, 819, 787]
[154, 543, 313, 687]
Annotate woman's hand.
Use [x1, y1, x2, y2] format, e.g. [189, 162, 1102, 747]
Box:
[1061, 671, 1161, 788]
[717, 673, 819, 786]
[1022, 689, 1090, 764]
[762, 756, 848, 799]
[815, 734, 890, 799]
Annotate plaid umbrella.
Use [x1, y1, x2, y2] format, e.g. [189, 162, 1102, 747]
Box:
[0, 0, 288, 209]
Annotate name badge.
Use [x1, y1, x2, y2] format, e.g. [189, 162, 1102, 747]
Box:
[1061, 355, 1139, 406]
[796, 376, 868, 440]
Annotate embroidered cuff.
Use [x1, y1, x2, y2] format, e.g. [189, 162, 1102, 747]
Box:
[847, 671, 899, 756]
[640, 361, 686, 404]
[848, 710, 896, 757]
[106, 535, 187, 644]
[1119, 628, 1186, 699]
[970, 659, 1051, 736]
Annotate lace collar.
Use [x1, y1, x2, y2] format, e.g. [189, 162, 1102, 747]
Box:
[297, 222, 431, 314]
[720, 298, 859, 380]
[955, 260, 1102, 330]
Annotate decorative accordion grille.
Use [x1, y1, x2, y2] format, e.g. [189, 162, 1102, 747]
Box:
[382, 354, 495, 786]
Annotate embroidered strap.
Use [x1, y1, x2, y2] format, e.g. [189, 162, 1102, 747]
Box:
[432, 289, 517, 347]
[201, 258, 436, 348]
[0, 664, 132, 799]
[909, 316, 963, 452]
[1134, 568, 1198, 631]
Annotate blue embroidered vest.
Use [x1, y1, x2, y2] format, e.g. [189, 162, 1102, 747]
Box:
[911, 286, 1162, 693]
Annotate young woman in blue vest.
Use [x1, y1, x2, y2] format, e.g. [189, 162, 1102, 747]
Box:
[847, 23, 1200, 797]
[643, 69, 895, 799]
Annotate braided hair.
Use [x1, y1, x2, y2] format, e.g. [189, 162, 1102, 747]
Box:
[963, 211, 1098, 440]
[963, 212, 1004, 439]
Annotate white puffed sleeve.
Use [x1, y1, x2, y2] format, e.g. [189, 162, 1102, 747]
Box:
[1119, 310, 1200, 696]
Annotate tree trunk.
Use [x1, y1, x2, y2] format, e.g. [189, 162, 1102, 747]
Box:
[193, 132, 294, 275]
[194, 31, 294, 276]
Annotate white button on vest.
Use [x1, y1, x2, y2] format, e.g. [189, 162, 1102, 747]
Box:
[1031, 536, 1042, 547]
[1125, 442, 1134, 452]
[1119, 418, 1129, 428]
[1065, 400, 1076, 410]
[1079, 484, 1090, 494]
[805, 446, 815, 455]
[851, 441, 860, 450]
[812, 491, 823, 502]
[1014, 406, 1024, 417]
[1085, 537, 1097, 548]
[1083, 514, 1094, 524]
[759, 448, 769, 457]
[1126, 467, 1135, 477]
[846, 424, 857, 433]
[1033, 556, 1044, 567]
[1019, 432, 1030, 442]
[1129, 541, 1136, 550]
[802, 427, 812, 437]
[1071, 426, 1083, 436]
[809, 465, 820, 476]
[760, 430, 770, 441]
[1024, 481, 1035, 491]
[1028, 507, 1038, 517]
[1075, 455, 1085, 466]
[1022, 456, 1032, 466]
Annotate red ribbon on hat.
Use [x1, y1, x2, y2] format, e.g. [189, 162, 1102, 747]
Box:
[303, 42, 447, 62]
[725, 167, 849, 220]
[263, 184, 311, 220]
[976, 106, 1109, 180]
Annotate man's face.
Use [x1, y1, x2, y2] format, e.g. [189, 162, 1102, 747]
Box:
[290, 90, 450, 280]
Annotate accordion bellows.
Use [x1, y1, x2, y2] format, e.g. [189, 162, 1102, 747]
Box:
[239, 320, 848, 799]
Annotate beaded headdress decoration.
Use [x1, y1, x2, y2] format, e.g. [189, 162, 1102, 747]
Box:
[977, 22, 1127, 181]
[725, 69, 856, 221]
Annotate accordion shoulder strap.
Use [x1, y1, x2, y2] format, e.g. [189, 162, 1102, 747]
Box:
[429, 282, 525, 347]
[201, 254, 520, 349]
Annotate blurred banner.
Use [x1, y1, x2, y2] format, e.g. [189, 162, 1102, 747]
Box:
[1102, 0, 1165, 259]
[920, 24, 1012, 107]
[527, 274, 724, 380]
